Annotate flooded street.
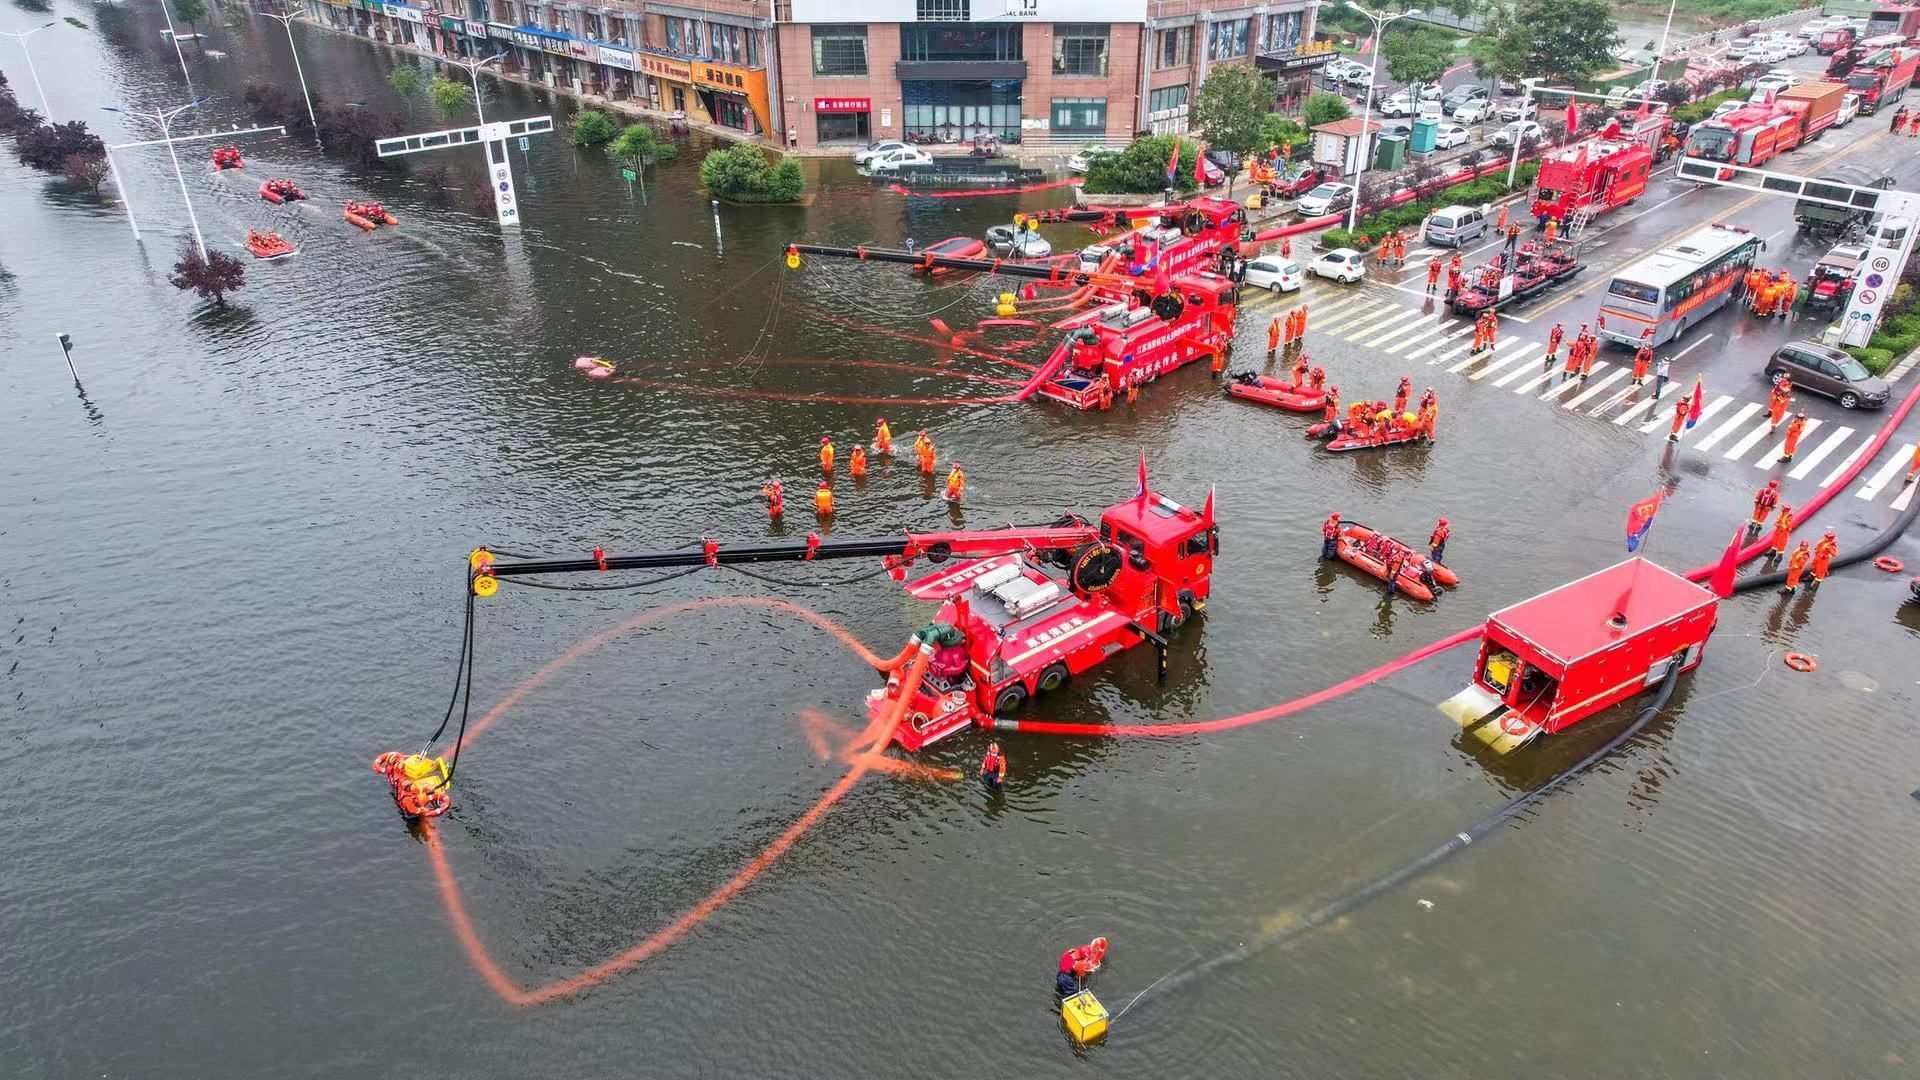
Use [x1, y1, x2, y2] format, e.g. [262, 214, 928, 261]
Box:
[4, 6, 1920, 1078]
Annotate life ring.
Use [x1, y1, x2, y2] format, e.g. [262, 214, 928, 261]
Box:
[1784, 653, 1817, 672]
[1874, 556, 1904, 573]
[1498, 714, 1531, 737]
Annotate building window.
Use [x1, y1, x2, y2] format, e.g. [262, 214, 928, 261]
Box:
[812, 26, 868, 76]
[916, 0, 969, 21]
[1154, 26, 1192, 70]
[900, 23, 1022, 62]
[1262, 12, 1303, 53]
[1148, 85, 1188, 114]
[1207, 17, 1249, 61]
[903, 78, 1021, 143]
[1051, 97, 1107, 133]
[1052, 23, 1109, 77]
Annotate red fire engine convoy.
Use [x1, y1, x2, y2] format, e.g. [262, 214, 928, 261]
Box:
[1528, 126, 1659, 228]
[1683, 101, 1806, 169]
[1772, 80, 1848, 140]
[469, 472, 1219, 754]
[1840, 43, 1917, 114]
[1441, 558, 1717, 753]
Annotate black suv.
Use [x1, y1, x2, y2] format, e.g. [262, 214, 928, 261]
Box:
[1441, 85, 1489, 115]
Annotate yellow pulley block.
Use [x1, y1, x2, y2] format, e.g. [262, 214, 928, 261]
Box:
[473, 574, 498, 597]
[1013, 213, 1027, 227]
[468, 548, 493, 570]
[785, 250, 801, 269]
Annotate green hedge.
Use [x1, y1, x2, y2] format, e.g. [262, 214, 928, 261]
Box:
[699, 144, 805, 203]
[1318, 162, 1539, 250]
[1670, 87, 1752, 125]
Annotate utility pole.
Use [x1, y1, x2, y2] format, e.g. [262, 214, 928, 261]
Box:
[255, 7, 320, 139]
[1345, 4, 1421, 233]
[375, 99, 554, 228]
[103, 101, 286, 254]
[157, 0, 195, 88]
[0, 22, 57, 122]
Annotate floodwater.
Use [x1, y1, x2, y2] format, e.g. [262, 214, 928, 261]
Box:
[4, 6, 1920, 1078]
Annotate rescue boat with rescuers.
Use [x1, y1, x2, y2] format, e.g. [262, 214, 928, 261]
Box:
[1332, 520, 1460, 601]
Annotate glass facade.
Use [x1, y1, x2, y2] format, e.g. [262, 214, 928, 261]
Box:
[1207, 18, 1249, 60]
[1154, 26, 1192, 70]
[899, 23, 1023, 62]
[812, 25, 867, 75]
[1052, 24, 1109, 76]
[1261, 11, 1304, 53]
[1050, 97, 1107, 133]
[903, 79, 1023, 142]
[1148, 84, 1188, 113]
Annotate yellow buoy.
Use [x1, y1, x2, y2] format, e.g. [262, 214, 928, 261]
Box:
[1061, 990, 1109, 1045]
[473, 574, 498, 597]
[785, 250, 800, 269]
[995, 302, 1017, 317]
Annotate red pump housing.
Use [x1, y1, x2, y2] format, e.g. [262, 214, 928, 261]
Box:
[1025, 271, 1239, 409]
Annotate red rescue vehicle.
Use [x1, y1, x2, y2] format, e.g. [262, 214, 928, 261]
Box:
[1441, 558, 1716, 753]
[1528, 131, 1656, 227]
[1843, 45, 1917, 114]
[1031, 271, 1237, 409]
[1863, 4, 1920, 42]
[1683, 102, 1805, 169]
[1773, 81, 1848, 140]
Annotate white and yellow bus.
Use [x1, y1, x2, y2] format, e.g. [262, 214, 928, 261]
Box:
[1597, 224, 1763, 347]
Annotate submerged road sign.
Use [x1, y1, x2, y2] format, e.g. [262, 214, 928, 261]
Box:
[376, 116, 554, 228]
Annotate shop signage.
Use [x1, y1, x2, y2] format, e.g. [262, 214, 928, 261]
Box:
[466, 19, 488, 37]
[439, 15, 463, 32]
[640, 54, 691, 81]
[813, 97, 871, 113]
[568, 39, 596, 60]
[512, 29, 544, 49]
[542, 35, 574, 57]
[383, 3, 426, 24]
[695, 64, 749, 93]
[596, 44, 638, 71]
[488, 21, 515, 40]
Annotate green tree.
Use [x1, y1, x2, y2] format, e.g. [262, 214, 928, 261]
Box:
[172, 0, 209, 48]
[609, 121, 676, 165]
[428, 73, 473, 119]
[1470, 0, 1618, 85]
[1082, 134, 1203, 195]
[1256, 114, 1308, 154]
[388, 66, 423, 97]
[1381, 26, 1452, 90]
[572, 108, 617, 146]
[1189, 64, 1275, 161]
[1303, 92, 1352, 127]
[698, 143, 806, 203]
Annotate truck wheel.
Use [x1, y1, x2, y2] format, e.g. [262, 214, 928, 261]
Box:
[1037, 663, 1070, 693]
[992, 683, 1029, 715]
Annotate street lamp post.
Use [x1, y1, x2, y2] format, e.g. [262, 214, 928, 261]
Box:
[1345, 4, 1421, 233]
[157, 0, 195, 88]
[447, 50, 507, 127]
[255, 8, 320, 138]
[0, 22, 58, 122]
[103, 120, 287, 244]
[104, 99, 211, 261]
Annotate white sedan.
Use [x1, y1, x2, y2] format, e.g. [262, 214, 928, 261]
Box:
[1433, 122, 1471, 149]
[1309, 248, 1367, 283]
[1453, 99, 1493, 124]
[1490, 120, 1543, 147]
[853, 140, 911, 165]
[868, 147, 934, 173]
[1497, 99, 1536, 122]
[1243, 257, 1304, 293]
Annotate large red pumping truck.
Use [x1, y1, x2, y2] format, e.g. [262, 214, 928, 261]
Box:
[472, 473, 1218, 752]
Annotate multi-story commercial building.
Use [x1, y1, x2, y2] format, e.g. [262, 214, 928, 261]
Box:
[301, 0, 1323, 151]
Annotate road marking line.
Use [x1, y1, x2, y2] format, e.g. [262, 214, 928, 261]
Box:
[1539, 361, 1609, 399]
[1508, 365, 1562, 396]
[1586, 382, 1639, 416]
[1818, 438, 1870, 489]
[1692, 400, 1760, 452]
[1893, 480, 1917, 511]
[1723, 413, 1780, 461]
[1756, 418, 1822, 469]
[1350, 306, 1430, 338]
[1667, 333, 1714, 363]
[1413, 323, 1476, 360]
[1299, 295, 1366, 322]
[1492, 353, 1553, 387]
[1379, 319, 1450, 353]
[1622, 380, 1684, 427]
[1448, 337, 1522, 374]
[1646, 392, 1732, 436]
[1468, 342, 1533, 380]
[1317, 300, 1391, 333]
[1563, 367, 1629, 408]
[1790, 425, 1852, 480]
[1858, 444, 1914, 500]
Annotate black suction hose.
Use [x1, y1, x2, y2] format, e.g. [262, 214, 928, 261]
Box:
[1729, 492, 1920, 593]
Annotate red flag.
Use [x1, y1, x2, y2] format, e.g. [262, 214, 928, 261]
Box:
[1135, 452, 1149, 499]
[1634, 98, 1652, 121]
[1708, 527, 1743, 598]
[1202, 484, 1216, 524]
[1193, 142, 1208, 187]
[1685, 374, 1705, 429]
[1165, 134, 1181, 185]
[1564, 97, 1578, 134]
[1625, 493, 1661, 552]
[1358, 35, 1373, 54]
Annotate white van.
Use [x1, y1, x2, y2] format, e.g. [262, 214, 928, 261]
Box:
[1425, 204, 1487, 247]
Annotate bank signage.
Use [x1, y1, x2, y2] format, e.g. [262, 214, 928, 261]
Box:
[814, 97, 871, 113]
[788, 0, 1143, 23]
[597, 45, 637, 71]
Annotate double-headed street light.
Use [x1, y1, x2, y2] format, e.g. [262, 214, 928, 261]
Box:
[1346, 4, 1421, 233]
[104, 99, 211, 260]
[0, 22, 57, 122]
[157, 0, 195, 88]
[446, 50, 508, 126]
[255, 7, 319, 139]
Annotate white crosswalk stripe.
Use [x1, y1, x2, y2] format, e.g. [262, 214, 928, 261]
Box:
[1858, 445, 1914, 500]
[1722, 414, 1779, 461]
[1411, 323, 1476, 360]
[1617, 380, 1683, 426]
[1348, 306, 1430, 338]
[1585, 382, 1640, 416]
[1492, 354, 1552, 388]
[1447, 337, 1522, 374]
[1789, 425, 1851, 480]
[1379, 319, 1450, 353]
[1645, 393, 1730, 436]
[1818, 439, 1870, 489]
[1508, 366, 1562, 396]
[1757, 418, 1822, 468]
[1541, 362, 1611, 400]
[1318, 300, 1394, 334]
[1563, 367, 1630, 409]
[1467, 342, 1534, 381]
[1893, 480, 1917, 512]
[1692, 400, 1759, 451]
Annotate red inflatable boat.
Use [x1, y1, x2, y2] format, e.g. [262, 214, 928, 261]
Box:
[916, 235, 986, 274]
[245, 230, 296, 259]
[212, 145, 245, 171]
[1226, 372, 1327, 412]
[1336, 522, 1459, 601]
[344, 201, 399, 230]
[260, 179, 306, 204]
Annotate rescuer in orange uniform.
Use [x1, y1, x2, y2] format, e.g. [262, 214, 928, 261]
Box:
[944, 463, 966, 502]
[814, 482, 834, 518]
[914, 431, 937, 474]
[1546, 321, 1565, 366]
[1268, 316, 1282, 357]
[1418, 399, 1439, 443]
[1322, 512, 1342, 559]
[1906, 441, 1920, 485]
[1632, 344, 1653, 386]
[1323, 386, 1341, 431]
[1779, 411, 1808, 462]
[1544, 216, 1559, 243]
[1777, 274, 1798, 321]
[1293, 355, 1312, 388]
[1810, 529, 1838, 584]
[874, 418, 893, 455]
[1782, 540, 1812, 594]
[763, 479, 784, 519]
[1749, 479, 1781, 533]
[1426, 256, 1442, 293]
[819, 436, 835, 474]
[1767, 377, 1793, 431]
[979, 741, 1007, 790]
[1429, 517, 1450, 563]
[849, 444, 867, 478]
[1393, 376, 1412, 415]
[1768, 504, 1794, 560]
[1668, 394, 1690, 442]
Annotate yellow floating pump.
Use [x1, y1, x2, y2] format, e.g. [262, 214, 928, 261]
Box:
[1061, 990, 1109, 1045]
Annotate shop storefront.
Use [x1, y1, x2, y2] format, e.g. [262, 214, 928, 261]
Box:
[597, 44, 638, 101]
[902, 79, 1022, 144]
[640, 54, 692, 115]
[692, 61, 770, 136]
[383, 2, 430, 51]
[813, 96, 870, 144]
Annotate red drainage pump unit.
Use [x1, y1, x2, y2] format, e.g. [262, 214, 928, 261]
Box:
[474, 473, 1217, 753]
[1440, 558, 1717, 753]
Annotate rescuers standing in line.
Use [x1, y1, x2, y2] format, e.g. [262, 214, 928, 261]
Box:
[874, 418, 893, 456]
[1779, 411, 1808, 462]
[849, 444, 868, 478]
[945, 463, 966, 503]
[1322, 512, 1341, 559]
[1768, 504, 1794, 561]
[1545, 321, 1564, 367]
[1749, 479, 1781, 535]
[1782, 540, 1812, 594]
[914, 431, 937, 474]
[815, 482, 834, 519]
[820, 436, 835, 475]
[1810, 529, 1838, 586]
[979, 742, 1006, 790]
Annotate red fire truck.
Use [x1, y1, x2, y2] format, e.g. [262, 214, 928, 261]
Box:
[1844, 45, 1918, 114]
[1528, 132, 1656, 227]
[1441, 558, 1717, 753]
[1683, 102, 1805, 169]
[1029, 271, 1238, 409]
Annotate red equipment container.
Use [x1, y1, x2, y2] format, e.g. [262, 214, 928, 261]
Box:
[1442, 558, 1717, 753]
[1030, 270, 1239, 409]
[1773, 81, 1848, 140]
